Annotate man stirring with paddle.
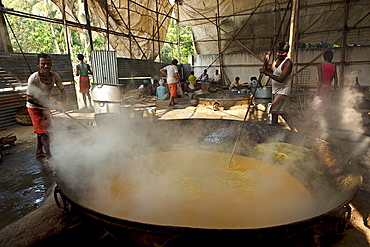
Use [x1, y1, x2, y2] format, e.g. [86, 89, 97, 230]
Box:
[27, 53, 66, 162]
[259, 41, 298, 132]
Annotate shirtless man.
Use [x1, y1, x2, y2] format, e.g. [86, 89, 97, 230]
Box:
[259, 41, 298, 132]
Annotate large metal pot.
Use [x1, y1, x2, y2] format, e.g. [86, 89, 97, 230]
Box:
[93, 100, 121, 114]
[91, 84, 124, 102]
[253, 85, 272, 99]
[54, 119, 362, 246]
[94, 113, 119, 129]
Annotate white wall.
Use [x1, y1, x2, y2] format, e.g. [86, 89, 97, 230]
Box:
[189, 46, 370, 87]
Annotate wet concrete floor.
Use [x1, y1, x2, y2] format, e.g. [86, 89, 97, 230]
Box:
[0, 94, 370, 246]
[0, 126, 54, 230]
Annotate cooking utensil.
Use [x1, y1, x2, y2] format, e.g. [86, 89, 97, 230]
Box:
[91, 84, 123, 102]
[54, 119, 362, 246]
[253, 85, 272, 99]
[227, 83, 260, 168]
[62, 112, 93, 133]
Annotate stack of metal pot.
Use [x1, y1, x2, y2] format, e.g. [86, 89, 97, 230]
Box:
[91, 84, 124, 114]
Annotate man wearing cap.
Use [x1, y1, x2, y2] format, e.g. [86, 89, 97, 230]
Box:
[259, 41, 298, 132]
[138, 79, 151, 95]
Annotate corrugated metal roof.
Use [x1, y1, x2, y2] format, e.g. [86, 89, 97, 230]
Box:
[91, 51, 119, 85]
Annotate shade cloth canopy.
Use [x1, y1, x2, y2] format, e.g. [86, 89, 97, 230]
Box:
[51, 0, 370, 58]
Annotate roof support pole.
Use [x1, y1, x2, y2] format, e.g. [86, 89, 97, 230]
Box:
[83, 0, 94, 52]
[105, 0, 109, 50]
[340, 0, 349, 88]
[156, 0, 160, 62]
[127, 0, 132, 58]
[176, 0, 181, 63]
[152, 25, 155, 61]
[215, 13, 224, 85]
[293, 0, 300, 89]
[216, 0, 224, 85]
[62, 0, 71, 56]
[273, 0, 277, 61]
[288, 0, 297, 59]
[271, 0, 292, 61]
[0, 1, 13, 52]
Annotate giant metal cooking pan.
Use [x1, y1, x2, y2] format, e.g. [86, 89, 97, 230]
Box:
[54, 119, 362, 246]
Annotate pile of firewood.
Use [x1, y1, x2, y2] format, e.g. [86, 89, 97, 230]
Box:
[122, 89, 153, 105]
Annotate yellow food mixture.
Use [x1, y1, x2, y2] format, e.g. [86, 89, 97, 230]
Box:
[90, 151, 315, 229]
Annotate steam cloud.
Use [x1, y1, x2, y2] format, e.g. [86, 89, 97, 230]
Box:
[46, 87, 368, 230]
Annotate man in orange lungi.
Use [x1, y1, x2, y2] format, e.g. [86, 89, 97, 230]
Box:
[76, 54, 93, 109]
[27, 53, 66, 162]
[160, 59, 181, 107]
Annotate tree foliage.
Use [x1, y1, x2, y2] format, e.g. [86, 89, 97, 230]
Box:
[4, 0, 106, 62]
[159, 20, 194, 64]
[3, 0, 194, 64]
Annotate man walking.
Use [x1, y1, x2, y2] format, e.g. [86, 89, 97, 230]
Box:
[160, 59, 181, 107]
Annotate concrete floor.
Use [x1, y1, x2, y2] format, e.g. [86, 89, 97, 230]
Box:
[0, 94, 370, 246]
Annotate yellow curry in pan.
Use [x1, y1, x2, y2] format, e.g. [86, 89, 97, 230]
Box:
[89, 150, 315, 229]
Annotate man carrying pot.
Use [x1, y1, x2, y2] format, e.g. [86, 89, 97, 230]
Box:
[259, 41, 298, 132]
